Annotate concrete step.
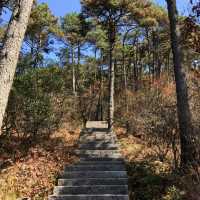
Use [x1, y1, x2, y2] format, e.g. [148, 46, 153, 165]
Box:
[75, 160, 125, 165]
[78, 142, 118, 150]
[60, 171, 127, 179]
[79, 136, 117, 143]
[75, 150, 120, 156]
[79, 139, 117, 145]
[79, 133, 116, 138]
[49, 194, 129, 200]
[80, 132, 116, 138]
[58, 178, 128, 186]
[64, 164, 126, 171]
[79, 138, 117, 144]
[77, 150, 122, 159]
[79, 154, 122, 159]
[80, 158, 124, 162]
[48, 121, 129, 200]
[86, 121, 108, 129]
[84, 131, 112, 134]
[53, 185, 128, 195]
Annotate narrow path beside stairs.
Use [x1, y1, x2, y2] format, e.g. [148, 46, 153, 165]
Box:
[49, 121, 129, 200]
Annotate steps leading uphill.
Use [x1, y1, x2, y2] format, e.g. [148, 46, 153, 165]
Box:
[49, 121, 129, 200]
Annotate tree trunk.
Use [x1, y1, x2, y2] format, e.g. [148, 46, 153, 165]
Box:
[152, 30, 156, 81]
[134, 42, 139, 92]
[108, 22, 115, 132]
[71, 46, 76, 96]
[108, 42, 115, 132]
[146, 28, 152, 83]
[166, 0, 197, 168]
[77, 42, 81, 65]
[122, 35, 128, 112]
[100, 64, 104, 121]
[0, 0, 34, 132]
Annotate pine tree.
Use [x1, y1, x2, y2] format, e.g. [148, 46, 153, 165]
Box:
[0, 0, 34, 131]
[166, 0, 197, 169]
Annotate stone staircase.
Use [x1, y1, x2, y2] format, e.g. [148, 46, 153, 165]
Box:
[49, 121, 129, 200]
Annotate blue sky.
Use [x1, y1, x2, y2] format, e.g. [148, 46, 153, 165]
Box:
[38, 0, 190, 17]
[155, 0, 190, 15]
[35, 0, 190, 62]
[0, 0, 190, 63]
[38, 0, 81, 16]
[1, 0, 190, 23]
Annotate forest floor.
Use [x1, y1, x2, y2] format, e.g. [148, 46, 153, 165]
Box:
[0, 124, 200, 200]
[116, 127, 200, 200]
[0, 124, 80, 200]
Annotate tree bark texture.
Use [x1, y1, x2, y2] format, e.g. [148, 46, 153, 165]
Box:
[0, 0, 34, 131]
[166, 0, 197, 168]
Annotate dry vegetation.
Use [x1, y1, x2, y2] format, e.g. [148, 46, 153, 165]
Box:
[1, 72, 200, 200]
[117, 128, 200, 200]
[115, 72, 200, 200]
[0, 124, 80, 200]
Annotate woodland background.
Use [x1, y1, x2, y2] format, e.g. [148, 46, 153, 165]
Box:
[0, 0, 200, 199]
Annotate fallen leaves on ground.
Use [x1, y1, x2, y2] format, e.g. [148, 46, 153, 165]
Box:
[115, 127, 200, 200]
[0, 126, 80, 200]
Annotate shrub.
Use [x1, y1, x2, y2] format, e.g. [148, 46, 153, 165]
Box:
[2, 67, 76, 139]
[163, 186, 182, 200]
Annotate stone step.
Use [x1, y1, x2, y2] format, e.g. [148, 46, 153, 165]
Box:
[78, 142, 118, 150]
[79, 133, 116, 137]
[60, 171, 127, 179]
[79, 154, 122, 159]
[86, 121, 108, 129]
[84, 128, 108, 133]
[80, 132, 116, 138]
[64, 164, 126, 171]
[79, 136, 117, 143]
[79, 139, 117, 145]
[49, 194, 129, 200]
[79, 138, 117, 144]
[73, 160, 125, 165]
[53, 185, 128, 195]
[58, 178, 128, 186]
[48, 121, 129, 200]
[75, 150, 120, 156]
[80, 158, 125, 162]
[77, 150, 122, 159]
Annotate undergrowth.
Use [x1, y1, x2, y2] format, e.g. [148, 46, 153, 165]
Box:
[0, 125, 80, 200]
[116, 128, 200, 200]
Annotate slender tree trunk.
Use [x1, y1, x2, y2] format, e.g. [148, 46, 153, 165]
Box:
[100, 64, 104, 121]
[134, 42, 139, 91]
[122, 36, 128, 112]
[152, 30, 156, 81]
[71, 46, 76, 96]
[156, 57, 162, 79]
[108, 42, 115, 131]
[77, 43, 81, 65]
[146, 28, 152, 83]
[133, 64, 138, 92]
[108, 22, 115, 132]
[155, 32, 162, 79]
[167, 50, 171, 82]
[166, 0, 197, 168]
[0, 0, 34, 132]
[94, 47, 97, 59]
[76, 42, 81, 95]
[122, 43, 127, 92]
